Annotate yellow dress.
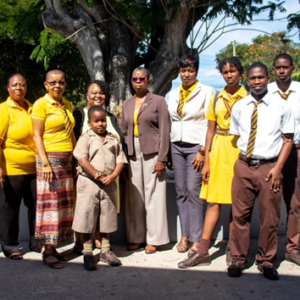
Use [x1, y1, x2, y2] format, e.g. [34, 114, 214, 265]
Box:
[200, 86, 247, 204]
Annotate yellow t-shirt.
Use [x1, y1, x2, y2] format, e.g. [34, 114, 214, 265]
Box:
[32, 94, 75, 152]
[206, 86, 248, 129]
[0, 97, 36, 175]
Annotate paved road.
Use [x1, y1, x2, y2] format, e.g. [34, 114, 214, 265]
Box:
[0, 237, 299, 300]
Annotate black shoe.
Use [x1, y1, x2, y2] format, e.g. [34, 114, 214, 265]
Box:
[257, 265, 279, 280]
[227, 260, 245, 277]
[83, 254, 97, 271]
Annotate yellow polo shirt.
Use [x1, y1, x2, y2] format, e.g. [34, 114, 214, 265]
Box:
[32, 94, 75, 152]
[0, 97, 36, 175]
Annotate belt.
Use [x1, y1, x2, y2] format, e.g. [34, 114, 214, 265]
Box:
[238, 153, 278, 166]
[174, 141, 198, 146]
[295, 143, 300, 150]
[216, 128, 232, 136]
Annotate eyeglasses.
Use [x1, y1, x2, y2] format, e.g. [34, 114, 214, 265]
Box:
[131, 77, 147, 83]
[46, 81, 66, 86]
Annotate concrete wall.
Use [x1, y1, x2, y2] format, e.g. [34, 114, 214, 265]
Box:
[18, 181, 287, 243]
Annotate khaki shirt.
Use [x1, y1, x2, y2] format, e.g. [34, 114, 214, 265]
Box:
[74, 129, 127, 176]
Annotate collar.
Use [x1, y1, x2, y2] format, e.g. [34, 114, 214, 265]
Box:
[179, 80, 198, 93]
[44, 93, 68, 107]
[218, 86, 247, 100]
[6, 96, 32, 110]
[245, 92, 270, 106]
[269, 80, 297, 94]
[87, 129, 116, 143]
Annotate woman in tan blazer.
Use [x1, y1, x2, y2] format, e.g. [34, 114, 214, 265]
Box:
[120, 67, 170, 254]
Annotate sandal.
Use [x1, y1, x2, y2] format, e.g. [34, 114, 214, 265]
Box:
[8, 251, 23, 260]
[50, 246, 68, 261]
[176, 238, 190, 253]
[42, 251, 63, 269]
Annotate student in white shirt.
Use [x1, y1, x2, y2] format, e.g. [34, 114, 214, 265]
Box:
[228, 62, 294, 281]
[268, 53, 300, 266]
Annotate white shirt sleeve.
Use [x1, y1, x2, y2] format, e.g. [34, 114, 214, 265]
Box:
[282, 102, 295, 135]
[229, 104, 240, 136]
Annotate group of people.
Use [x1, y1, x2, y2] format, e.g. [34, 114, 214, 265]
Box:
[0, 52, 299, 281]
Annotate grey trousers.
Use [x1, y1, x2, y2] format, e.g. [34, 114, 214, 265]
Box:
[126, 137, 170, 246]
[171, 142, 204, 242]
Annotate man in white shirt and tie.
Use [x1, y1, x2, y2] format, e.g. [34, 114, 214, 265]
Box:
[228, 62, 294, 280]
[268, 53, 300, 267]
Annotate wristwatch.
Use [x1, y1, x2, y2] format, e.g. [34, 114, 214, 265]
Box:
[42, 163, 50, 168]
[94, 172, 102, 179]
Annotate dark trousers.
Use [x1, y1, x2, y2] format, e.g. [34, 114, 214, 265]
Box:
[171, 142, 204, 242]
[0, 174, 36, 257]
[231, 159, 281, 266]
[282, 145, 300, 253]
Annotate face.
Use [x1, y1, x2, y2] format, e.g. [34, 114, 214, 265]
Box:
[221, 63, 241, 86]
[88, 110, 107, 136]
[272, 58, 294, 83]
[131, 70, 150, 94]
[7, 75, 27, 102]
[86, 83, 106, 108]
[44, 73, 66, 100]
[179, 66, 197, 88]
[247, 67, 269, 95]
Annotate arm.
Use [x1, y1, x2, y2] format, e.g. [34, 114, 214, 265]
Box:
[201, 120, 216, 181]
[266, 133, 293, 192]
[32, 118, 53, 182]
[77, 157, 104, 180]
[0, 140, 4, 187]
[73, 108, 84, 141]
[153, 98, 170, 177]
[102, 163, 124, 185]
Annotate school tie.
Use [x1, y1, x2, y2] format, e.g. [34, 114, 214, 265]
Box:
[177, 90, 190, 118]
[56, 102, 73, 138]
[277, 90, 292, 100]
[223, 96, 242, 119]
[245, 100, 263, 158]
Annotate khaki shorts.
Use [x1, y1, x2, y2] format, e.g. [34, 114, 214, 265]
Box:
[72, 175, 118, 233]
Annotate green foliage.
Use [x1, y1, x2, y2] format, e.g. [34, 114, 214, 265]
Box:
[215, 32, 300, 86]
[0, 0, 89, 105]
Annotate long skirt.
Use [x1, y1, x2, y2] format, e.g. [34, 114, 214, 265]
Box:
[35, 152, 74, 246]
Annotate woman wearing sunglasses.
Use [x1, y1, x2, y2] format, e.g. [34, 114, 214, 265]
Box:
[168, 53, 215, 256]
[32, 69, 75, 269]
[120, 67, 171, 254]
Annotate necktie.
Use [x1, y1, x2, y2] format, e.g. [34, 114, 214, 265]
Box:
[177, 89, 190, 118]
[277, 90, 292, 100]
[245, 100, 263, 158]
[223, 96, 242, 119]
[56, 102, 72, 138]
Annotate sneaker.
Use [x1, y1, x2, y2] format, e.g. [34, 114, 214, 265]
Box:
[227, 260, 245, 277]
[83, 254, 97, 271]
[285, 252, 300, 266]
[257, 265, 279, 280]
[100, 250, 122, 266]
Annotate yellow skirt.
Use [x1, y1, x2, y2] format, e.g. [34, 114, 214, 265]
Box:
[200, 134, 240, 204]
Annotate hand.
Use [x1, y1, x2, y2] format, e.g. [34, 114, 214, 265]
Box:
[0, 167, 5, 188]
[42, 165, 53, 183]
[266, 166, 283, 193]
[101, 174, 115, 186]
[192, 152, 204, 172]
[201, 163, 210, 182]
[73, 161, 79, 178]
[152, 161, 166, 177]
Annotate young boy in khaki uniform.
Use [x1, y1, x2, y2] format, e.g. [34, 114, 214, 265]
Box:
[73, 106, 127, 270]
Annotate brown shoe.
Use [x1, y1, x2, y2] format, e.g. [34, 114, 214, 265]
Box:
[178, 253, 211, 269]
[285, 252, 300, 266]
[127, 243, 145, 251]
[176, 238, 190, 253]
[100, 251, 122, 266]
[187, 244, 200, 257]
[226, 247, 232, 266]
[145, 244, 156, 254]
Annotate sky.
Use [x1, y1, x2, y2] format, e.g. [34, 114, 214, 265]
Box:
[167, 0, 300, 100]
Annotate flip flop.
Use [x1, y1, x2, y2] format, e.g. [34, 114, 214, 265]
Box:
[42, 251, 63, 269]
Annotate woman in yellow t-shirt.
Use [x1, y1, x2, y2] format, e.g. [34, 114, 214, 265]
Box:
[0, 73, 36, 260]
[32, 69, 75, 269]
[178, 57, 247, 269]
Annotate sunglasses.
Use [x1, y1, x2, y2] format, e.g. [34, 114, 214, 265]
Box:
[46, 81, 66, 86]
[131, 77, 147, 83]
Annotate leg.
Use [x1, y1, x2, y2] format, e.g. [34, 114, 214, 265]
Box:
[0, 175, 24, 258]
[142, 151, 169, 248]
[171, 143, 189, 240]
[126, 138, 146, 244]
[99, 232, 122, 266]
[83, 233, 97, 271]
[282, 146, 300, 254]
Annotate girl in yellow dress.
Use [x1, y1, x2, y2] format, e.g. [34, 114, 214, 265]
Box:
[178, 57, 247, 268]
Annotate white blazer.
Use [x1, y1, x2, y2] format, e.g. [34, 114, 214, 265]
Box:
[168, 81, 216, 146]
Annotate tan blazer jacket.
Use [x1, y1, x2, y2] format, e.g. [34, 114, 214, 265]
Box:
[120, 92, 170, 162]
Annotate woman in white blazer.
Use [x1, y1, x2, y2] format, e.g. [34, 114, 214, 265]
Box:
[168, 53, 216, 255]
